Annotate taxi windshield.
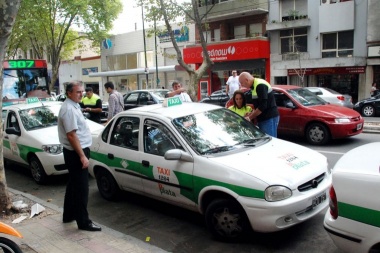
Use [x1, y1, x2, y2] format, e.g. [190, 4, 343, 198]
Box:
[19, 106, 58, 130]
[172, 108, 268, 155]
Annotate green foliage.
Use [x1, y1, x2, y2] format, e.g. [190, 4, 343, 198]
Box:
[7, 0, 122, 90]
[139, 0, 215, 101]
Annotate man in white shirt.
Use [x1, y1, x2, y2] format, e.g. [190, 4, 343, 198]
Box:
[226, 70, 240, 97]
[165, 81, 192, 102]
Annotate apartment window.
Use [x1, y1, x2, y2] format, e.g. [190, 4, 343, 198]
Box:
[322, 31, 353, 58]
[280, 28, 308, 54]
[234, 25, 246, 39]
[199, 0, 230, 6]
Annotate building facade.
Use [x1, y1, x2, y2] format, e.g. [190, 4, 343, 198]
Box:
[266, 0, 370, 102]
[183, 0, 270, 100]
[88, 24, 195, 101]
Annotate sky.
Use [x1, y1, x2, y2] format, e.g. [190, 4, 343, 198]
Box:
[110, 0, 142, 35]
[110, 0, 189, 35]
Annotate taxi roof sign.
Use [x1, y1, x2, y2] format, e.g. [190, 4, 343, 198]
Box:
[26, 97, 40, 104]
[163, 97, 182, 107]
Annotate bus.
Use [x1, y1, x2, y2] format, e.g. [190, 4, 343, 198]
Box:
[2, 59, 51, 106]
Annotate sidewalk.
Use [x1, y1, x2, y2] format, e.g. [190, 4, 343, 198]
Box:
[363, 119, 380, 133]
[7, 188, 169, 253]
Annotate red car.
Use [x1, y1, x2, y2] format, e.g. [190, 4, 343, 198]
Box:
[226, 85, 364, 145]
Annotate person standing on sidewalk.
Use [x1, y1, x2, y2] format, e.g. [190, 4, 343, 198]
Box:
[104, 81, 124, 123]
[226, 70, 240, 98]
[239, 72, 279, 137]
[58, 81, 101, 232]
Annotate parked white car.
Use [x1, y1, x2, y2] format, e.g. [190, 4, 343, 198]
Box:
[89, 98, 331, 240]
[304, 87, 353, 108]
[2, 99, 104, 184]
[324, 142, 380, 253]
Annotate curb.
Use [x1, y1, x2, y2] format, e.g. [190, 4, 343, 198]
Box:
[363, 123, 380, 134]
[8, 187, 169, 253]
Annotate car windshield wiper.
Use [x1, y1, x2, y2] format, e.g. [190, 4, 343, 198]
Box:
[201, 145, 235, 155]
[239, 136, 271, 146]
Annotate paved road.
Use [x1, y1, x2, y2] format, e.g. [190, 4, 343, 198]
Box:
[5, 131, 380, 253]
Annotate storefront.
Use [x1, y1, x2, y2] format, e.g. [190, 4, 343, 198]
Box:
[183, 39, 270, 100]
[288, 66, 365, 103]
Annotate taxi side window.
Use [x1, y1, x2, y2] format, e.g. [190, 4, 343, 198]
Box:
[143, 119, 183, 156]
[101, 121, 112, 143]
[110, 117, 139, 150]
[7, 112, 20, 131]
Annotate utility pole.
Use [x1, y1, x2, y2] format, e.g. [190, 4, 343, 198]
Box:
[154, 17, 159, 88]
[141, 4, 149, 89]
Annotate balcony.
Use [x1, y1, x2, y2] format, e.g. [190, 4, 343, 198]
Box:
[266, 17, 311, 31]
[198, 0, 268, 22]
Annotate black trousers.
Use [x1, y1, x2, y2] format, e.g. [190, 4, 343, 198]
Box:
[63, 147, 91, 227]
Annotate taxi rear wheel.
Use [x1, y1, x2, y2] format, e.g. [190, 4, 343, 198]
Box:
[205, 199, 250, 242]
[96, 168, 120, 201]
[29, 155, 48, 185]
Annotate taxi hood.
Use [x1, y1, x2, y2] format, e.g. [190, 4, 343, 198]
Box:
[208, 138, 328, 189]
[29, 127, 61, 143]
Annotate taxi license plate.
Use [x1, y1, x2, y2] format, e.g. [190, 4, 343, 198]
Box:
[312, 192, 326, 208]
[357, 123, 363, 130]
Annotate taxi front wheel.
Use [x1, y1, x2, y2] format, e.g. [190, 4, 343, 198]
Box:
[29, 155, 48, 185]
[205, 198, 250, 242]
[96, 168, 121, 201]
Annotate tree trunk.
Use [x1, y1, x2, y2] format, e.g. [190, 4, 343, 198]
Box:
[0, 0, 22, 213]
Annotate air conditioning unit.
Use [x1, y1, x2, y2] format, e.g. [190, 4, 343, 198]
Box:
[321, 0, 330, 4]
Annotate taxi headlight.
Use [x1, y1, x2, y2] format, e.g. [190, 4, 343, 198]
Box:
[335, 118, 350, 123]
[265, 185, 292, 202]
[42, 144, 63, 154]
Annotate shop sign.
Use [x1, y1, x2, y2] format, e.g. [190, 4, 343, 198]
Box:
[158, 26, 189, 43]
[368, 46, 380, 57]
[82, 67, 98, 75]
[288, 67, 365, 76]
[183, 39, 270, 63]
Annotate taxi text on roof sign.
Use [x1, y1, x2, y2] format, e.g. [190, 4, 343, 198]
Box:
[163, 97, 182, 107]
[26, 97, 40, 104]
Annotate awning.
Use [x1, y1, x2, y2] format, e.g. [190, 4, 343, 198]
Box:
[88, 65, 186, 77]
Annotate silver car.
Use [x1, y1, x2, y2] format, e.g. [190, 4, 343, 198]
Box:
[304, 87, 353, 108]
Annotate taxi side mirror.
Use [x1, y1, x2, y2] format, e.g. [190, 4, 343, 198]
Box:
[164, 149, 193, 162]
[6, 127, 21, 136]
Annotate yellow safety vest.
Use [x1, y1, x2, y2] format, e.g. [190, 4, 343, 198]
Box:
[82, 94, 100, 106]
[251, 78, 272, 99]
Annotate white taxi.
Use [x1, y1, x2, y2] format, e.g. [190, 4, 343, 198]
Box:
[89, 98, 332, 240]
[2, 99, 104, 184]
[324, 142, 380, 253]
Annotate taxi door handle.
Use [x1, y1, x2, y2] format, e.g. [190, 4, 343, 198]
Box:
[107, 153, 114, 159]
[4, 136, 8, 139]
[142, 160, 150, 167]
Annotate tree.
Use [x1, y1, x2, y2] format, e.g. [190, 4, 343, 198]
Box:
[7, 0, 123, 92]
[0, 0, 22, 214]
[140, 0, 216, 101]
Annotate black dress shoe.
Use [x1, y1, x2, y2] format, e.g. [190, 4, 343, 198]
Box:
[78, 222, 101, 232]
